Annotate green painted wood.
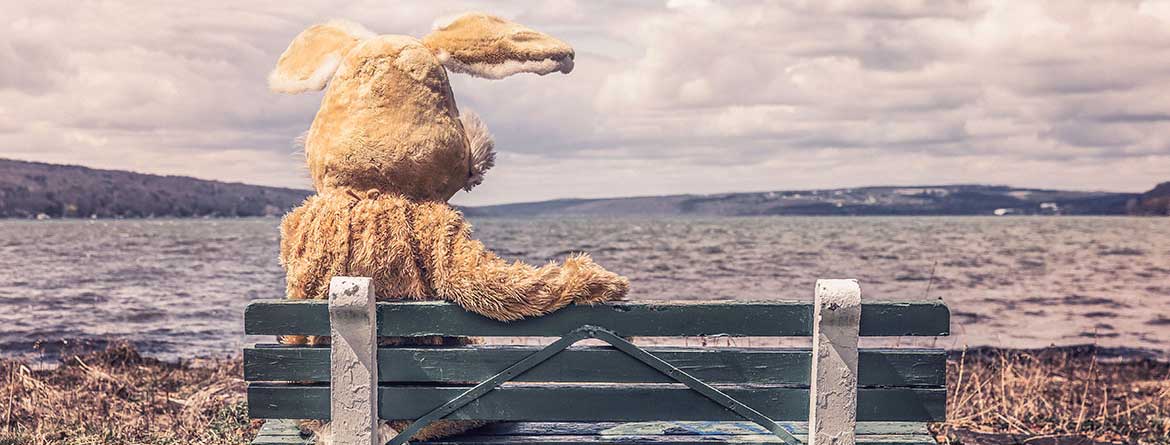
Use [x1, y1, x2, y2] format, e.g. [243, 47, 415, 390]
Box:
[248, 420, 933, 445]
[417, 434, 936, 445]
[571, 325, 800, 445]
[248, 383, 329, 422]
[250, 419, 313, 445]
[387, 327, 616, 445]
[415, 434, 936, 445]
[244, 300, 949, 337]
[247, 384, 945, 422]
[245, 345, 945, 387]
[465, 422, 929, 436]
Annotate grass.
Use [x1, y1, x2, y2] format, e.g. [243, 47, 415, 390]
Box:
[1, 343, 258, 445]
[939, 347, 1170, 444]
[1, 343, 1167, 444]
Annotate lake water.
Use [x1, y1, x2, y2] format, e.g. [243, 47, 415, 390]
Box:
[1, 217, 1168, 361]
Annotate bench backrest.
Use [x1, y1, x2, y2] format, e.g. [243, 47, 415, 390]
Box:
[243, 278, 948, 443]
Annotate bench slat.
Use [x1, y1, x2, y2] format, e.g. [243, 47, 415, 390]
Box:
[247, 384, 945, 422]
[251, 419, 312, 445]
[416, 434, 936, 445]
[466, 421, 929, 436]
[250, 420, 934, 445]
[244, 345, 945, 387]
[244, 300, 949, 337]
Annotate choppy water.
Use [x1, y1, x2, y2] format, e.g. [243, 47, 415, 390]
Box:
[1, 217, 1167, 361]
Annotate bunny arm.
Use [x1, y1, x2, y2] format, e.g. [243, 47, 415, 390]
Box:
[412, 201, 629, 321]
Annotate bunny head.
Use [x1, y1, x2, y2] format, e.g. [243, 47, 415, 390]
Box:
[269, 13, 574, 201]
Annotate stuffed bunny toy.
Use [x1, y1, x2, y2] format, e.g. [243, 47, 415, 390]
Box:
[269, 12, 630, 444]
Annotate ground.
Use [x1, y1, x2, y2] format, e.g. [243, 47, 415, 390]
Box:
[0, 343, 257, 445]
[936, 346, 1170, 444]
[0, 343, 1167, 445]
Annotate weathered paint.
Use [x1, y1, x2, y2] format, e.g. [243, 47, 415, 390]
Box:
[809, 280, 862, 445]
[251, 419, 314, 445]
[251, 420, 936, 445]
[245, 384, 945, 422]
[244, 299, 949, 337]
[415, 435, 936, 445]
[387, 325, 604, 445]
[328, 277, 379, 445]
[246, 279, 948, 445]
[566, 326, 798, 445]
[244, 345, 946, 387]
[469, 421, 929, 436]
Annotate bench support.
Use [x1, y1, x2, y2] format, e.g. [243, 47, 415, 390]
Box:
[319, 277, 866, 445]
[809, 279, 862, 445]
[329, 277, 379, 445]
[388, 325, 799, 445]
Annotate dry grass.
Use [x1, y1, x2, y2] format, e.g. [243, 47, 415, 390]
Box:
[2, 343, 1168, 444]
[939, 347, 1170, 444]
[0, 342, 259, 445]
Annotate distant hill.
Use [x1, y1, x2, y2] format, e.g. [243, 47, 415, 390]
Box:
[2, 158, 1163, 218]
[1129, 182, 1170, 216]
[462, 185, 1149, 217]
[0, 158, 311, 218]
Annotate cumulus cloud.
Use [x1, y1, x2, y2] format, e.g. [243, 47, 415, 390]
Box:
[0, 0, 1167, 205]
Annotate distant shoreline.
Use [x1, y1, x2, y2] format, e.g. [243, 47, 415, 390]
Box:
[4, 158, 1167, 218]
[460, 184, 1168, 217]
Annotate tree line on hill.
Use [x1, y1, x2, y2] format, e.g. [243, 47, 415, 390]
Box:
[1, 158, 1166, 218]
[0, 158, 310, 218]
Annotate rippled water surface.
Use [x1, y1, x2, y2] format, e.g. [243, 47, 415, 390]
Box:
[1, 217, 1167, 360]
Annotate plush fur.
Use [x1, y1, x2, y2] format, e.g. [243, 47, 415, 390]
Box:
[423, 13, 575, 79]
[269, 20, 375, 93]
[459, 110, 495, 191]
[270, 13, 627, 445]
[280, 191, 627, 320]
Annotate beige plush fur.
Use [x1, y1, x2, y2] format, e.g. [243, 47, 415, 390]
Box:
[269, 20, 376, 94]
[424, 13, 575, 79]
[280, 191, 628, 319]
[270, 13, 625, 444]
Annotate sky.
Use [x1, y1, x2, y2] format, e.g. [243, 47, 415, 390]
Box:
[2, 1, 1169, 206]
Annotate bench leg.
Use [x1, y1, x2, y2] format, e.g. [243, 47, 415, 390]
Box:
[329, 277, 380, 445]
[808, 279, 861, 445]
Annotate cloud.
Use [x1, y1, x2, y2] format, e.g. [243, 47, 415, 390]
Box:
[0, 0, 1167, 206]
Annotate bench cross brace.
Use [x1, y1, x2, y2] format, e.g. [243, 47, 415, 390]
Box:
[387, 325, 798, 445]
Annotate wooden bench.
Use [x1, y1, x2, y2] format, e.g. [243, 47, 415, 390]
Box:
[244, 277, 949, 445]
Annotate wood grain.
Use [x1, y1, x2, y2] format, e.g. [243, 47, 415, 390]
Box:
[250, 420, 936, 445]
[244, 300, 950, 337]
[246, 384, 946, 422]
[244, 345, 946, 387]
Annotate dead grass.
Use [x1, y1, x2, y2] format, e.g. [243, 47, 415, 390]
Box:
[0, 342, 259, 445]
[1, 343, 1167, 444]
[939, 346, 1170, 444]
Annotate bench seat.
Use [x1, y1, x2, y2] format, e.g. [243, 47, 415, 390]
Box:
[244, 278, 949, 445]
[253, 420, 937, 445]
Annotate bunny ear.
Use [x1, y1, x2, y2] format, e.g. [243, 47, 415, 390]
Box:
[422, 12, 574, 80]
[268, 20, 376, 93]
[459, 109, 495, 191]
